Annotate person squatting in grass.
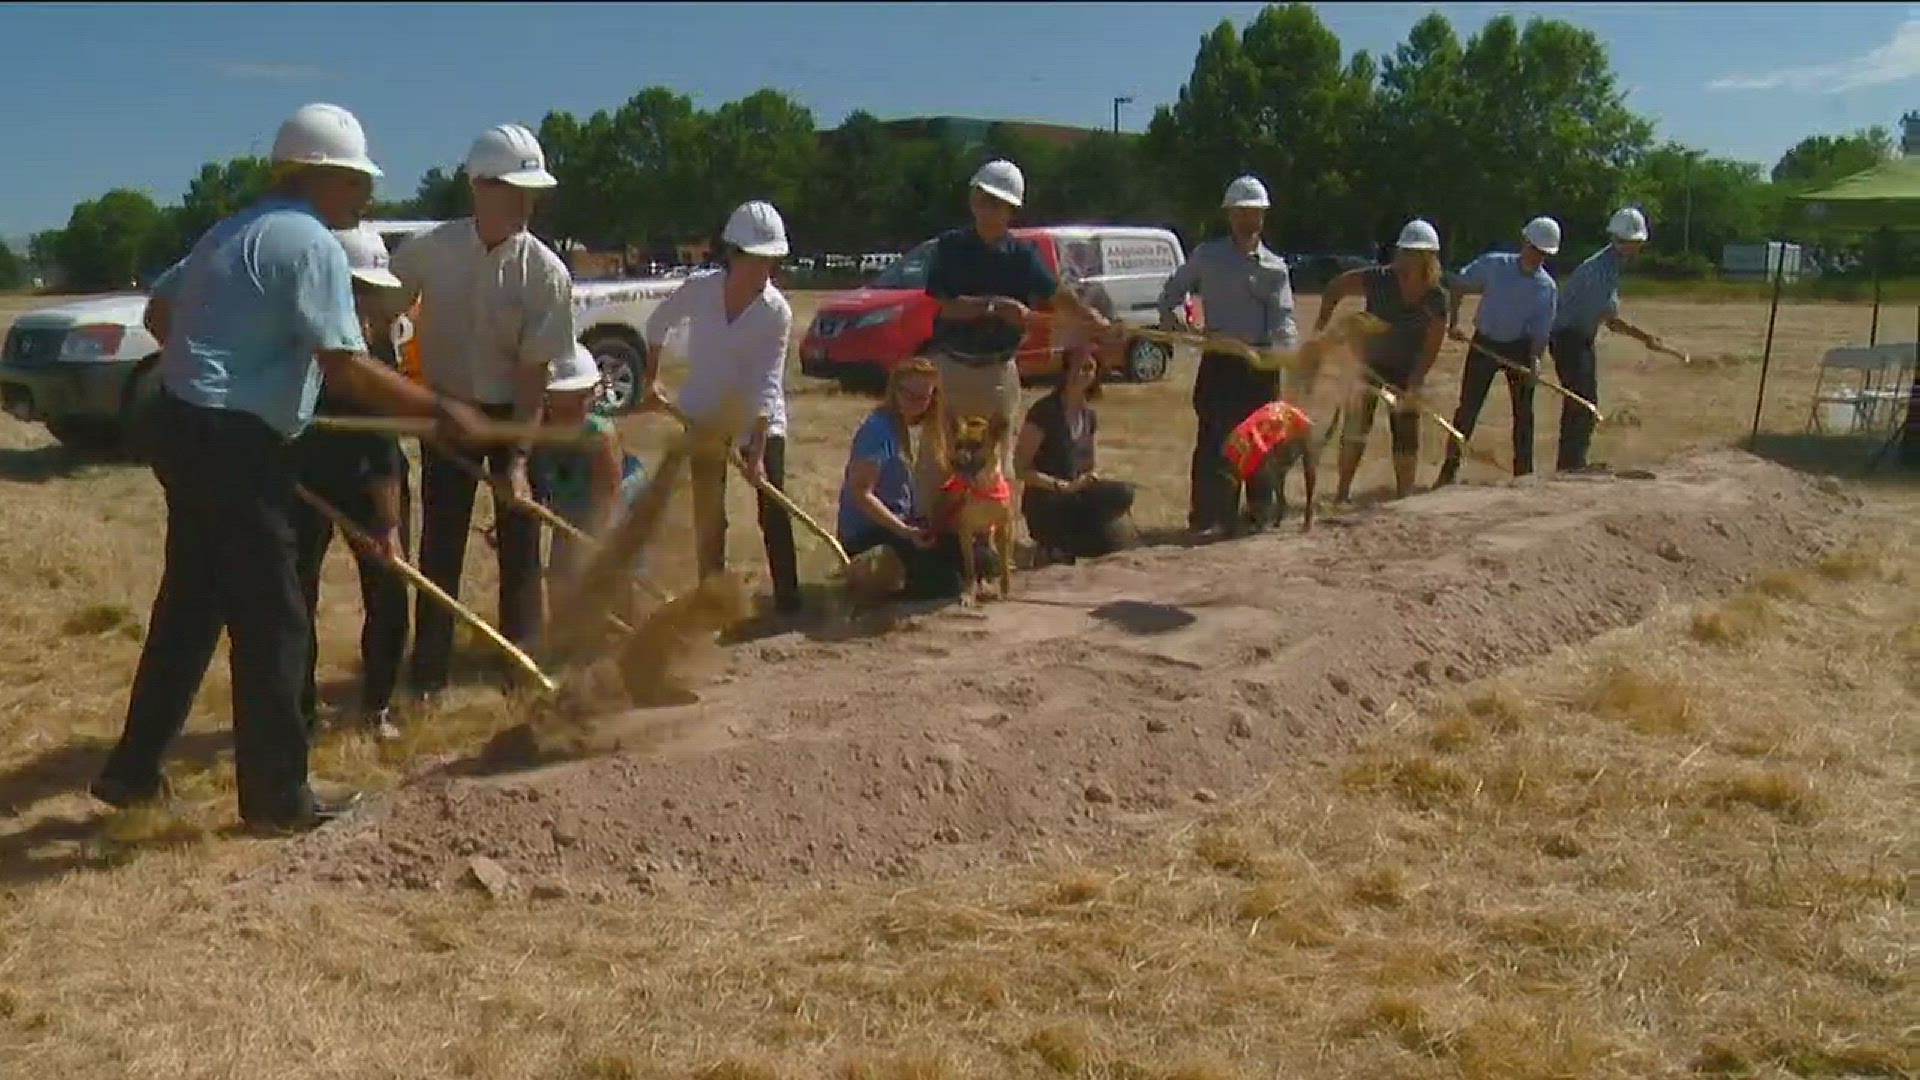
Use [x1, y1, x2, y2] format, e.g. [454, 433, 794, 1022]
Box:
[386, 122, 576, 696]
[643, 201, 802, 617]
[1157, 174, 1301, 538]
[1548, 206, 1689, 474]
[1316, 218, 1450, 502]
[289, 222, 414, 745]
[94, 103, 486, 834]
[1014, 345, 1136, 564]
[1437, 216, 1561, 486]
[836, 358, 990, 600]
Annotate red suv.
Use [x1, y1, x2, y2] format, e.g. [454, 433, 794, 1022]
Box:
[799, 226, 1198, 387]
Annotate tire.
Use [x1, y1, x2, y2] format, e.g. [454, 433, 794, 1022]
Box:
[44, 416, 120, 451]
[584, 334, 642, 415]
[1122, 337, 1172, 383]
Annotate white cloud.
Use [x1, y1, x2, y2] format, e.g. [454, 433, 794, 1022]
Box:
[1709, 14, 1920, 93]
[210, 60, 325, 81]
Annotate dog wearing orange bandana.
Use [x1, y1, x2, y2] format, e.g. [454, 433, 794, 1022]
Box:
[941, 413, 1015, 605]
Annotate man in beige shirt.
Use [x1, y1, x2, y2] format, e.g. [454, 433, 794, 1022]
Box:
[387, 122, 576, 694]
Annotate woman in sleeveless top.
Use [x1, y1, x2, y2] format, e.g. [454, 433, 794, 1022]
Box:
[1314, 219, 1449, 501]
[1014, 347, 1135, 563]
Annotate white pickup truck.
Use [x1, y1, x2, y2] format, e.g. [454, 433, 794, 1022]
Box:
[0, 221, 685, 448]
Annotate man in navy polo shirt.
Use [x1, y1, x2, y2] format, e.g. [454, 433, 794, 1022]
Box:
[92, 103, 484, 834]
[917, 158, 1115, 510]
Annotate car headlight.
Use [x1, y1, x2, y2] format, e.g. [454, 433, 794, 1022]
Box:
[60, 325, 126, 362]
[850, 305, 903, 329]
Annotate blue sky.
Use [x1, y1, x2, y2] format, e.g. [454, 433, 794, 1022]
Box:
[3, 2, 1917, 242]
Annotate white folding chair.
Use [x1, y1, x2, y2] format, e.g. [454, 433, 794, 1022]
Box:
[1808, 344, 1915, 434]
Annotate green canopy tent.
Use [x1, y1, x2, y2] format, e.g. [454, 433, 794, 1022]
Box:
[1751, 157, 1920, 467]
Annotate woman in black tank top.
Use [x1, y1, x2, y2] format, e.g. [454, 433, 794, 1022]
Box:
[1014, 348, 1136, 563]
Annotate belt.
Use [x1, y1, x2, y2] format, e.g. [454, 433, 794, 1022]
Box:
[937, 348, 1018, 369]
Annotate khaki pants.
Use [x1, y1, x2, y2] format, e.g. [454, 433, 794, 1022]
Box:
[917, 355, 1024, 519]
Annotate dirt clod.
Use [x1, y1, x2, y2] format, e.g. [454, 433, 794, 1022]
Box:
[1084, 782, 1116, 805]
[465, 856, 516, 900]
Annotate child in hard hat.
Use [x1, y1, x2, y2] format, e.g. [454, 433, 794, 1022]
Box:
[291, 222, 413, 742]
[530, 345, 649, 591]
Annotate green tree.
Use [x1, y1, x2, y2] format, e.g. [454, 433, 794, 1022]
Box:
[806, 109, 910, 250]
[412, 165, 472, 220]
[174, 157, 273, 247]
[708, 89, 818, 233]
[54, 189, 171, 292]
[0, 240, 25, 290]
[1619, 143, 1774, 273]
[1770, 127, 1892, 184]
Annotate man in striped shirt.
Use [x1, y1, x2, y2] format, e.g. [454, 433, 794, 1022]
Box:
[1548, 207, 1688, 473]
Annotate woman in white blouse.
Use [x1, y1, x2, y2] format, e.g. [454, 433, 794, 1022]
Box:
[641, 201, 801, 615]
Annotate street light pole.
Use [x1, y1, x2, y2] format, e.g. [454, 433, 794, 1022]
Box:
[1112, 96, 1133, 134]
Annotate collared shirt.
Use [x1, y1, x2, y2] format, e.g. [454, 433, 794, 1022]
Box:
[923, 226, 1058, 360]
[388, 220, 575, 406]
[1449, 252, 1556, 353]
[644, 268, 793, 440]
[148, 196, 365, 437]
[1156, 237, 1298, 349]
[1552, 245, 1622, 336]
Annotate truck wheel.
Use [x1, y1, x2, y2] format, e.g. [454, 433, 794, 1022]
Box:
[1123, 337, 1172, 382]
[584, 336, 642, 414]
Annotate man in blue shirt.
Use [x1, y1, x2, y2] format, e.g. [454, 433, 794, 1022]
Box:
[93, 104, 484, 834]
[917, 158, 1113, 513]
[1436, 216, 1561, 485]
[1548, 207, 1688, 473]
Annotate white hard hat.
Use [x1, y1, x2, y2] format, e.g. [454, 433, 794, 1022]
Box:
[1522, 216, 1563, 255]
[1222, 175, 1271, 209]
[1396, 218, 1441, 251]
[723, 200, 790, 257]
[969, 159, 1026, 207]
[465, 123, 558, 189]
[331, 223, 402, 288]
[271, 103, 382, 178]
[548, 343, 600, 392]
[1607, 206, 1649, 242]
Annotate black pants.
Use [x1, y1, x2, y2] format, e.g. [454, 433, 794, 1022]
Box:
[411, 405, 543, 692]
[1342, 362, 1421, 456]
[1443, 333, 1538, 477]
[1548, 330, 1600, 470]
[292, 472, 411, 724]
[691, 434, 800, 609]
[99, 393, 314, 823]
[846, 529, 997, 601]
[1191, 351, 1281, 531]
[1024, 479, 1135, 558]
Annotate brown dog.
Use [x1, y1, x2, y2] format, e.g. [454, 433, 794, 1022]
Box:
[941, 414, 1015, 605]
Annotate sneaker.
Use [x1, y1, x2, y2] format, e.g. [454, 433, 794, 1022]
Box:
[362, 708, 402, 743]
[243, 791, 363, 837]
[88, 774, 170, 811]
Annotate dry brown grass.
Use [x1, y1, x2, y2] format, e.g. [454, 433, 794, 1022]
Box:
[0, 295, 1915, 1077]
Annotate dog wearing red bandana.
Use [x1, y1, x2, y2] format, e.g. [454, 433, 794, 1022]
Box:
[941, 413, 1015, 605]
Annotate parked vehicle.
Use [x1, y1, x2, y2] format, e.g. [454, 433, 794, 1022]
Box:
[799, 225, 1197, 387]
[0, 220, 690, 447]
[0, 294, 163, 449]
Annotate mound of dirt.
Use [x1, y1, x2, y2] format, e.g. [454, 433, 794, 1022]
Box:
[268, 451, 1858, 899]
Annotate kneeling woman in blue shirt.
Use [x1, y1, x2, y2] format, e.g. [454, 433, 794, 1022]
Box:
[836, 359, 991, 600]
